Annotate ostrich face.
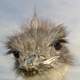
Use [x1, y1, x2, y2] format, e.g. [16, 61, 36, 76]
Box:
[6, 19, 72, 78]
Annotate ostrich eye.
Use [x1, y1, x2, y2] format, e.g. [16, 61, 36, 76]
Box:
[49, 39, 67, 50]
[54, 40, 62, 50]
[7, 49, 20, 58]
[13, 50, 20, 58]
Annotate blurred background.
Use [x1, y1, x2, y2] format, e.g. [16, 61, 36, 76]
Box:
[0, 0, 80, 80]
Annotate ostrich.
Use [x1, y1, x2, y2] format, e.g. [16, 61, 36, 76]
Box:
[6, 13, 73, 80]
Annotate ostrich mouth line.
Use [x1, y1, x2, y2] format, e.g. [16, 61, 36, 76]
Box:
[17, 56, 59, 77]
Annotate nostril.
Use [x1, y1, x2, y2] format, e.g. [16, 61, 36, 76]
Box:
[33, 54, 36, 57]
[24, 58, 26, 61]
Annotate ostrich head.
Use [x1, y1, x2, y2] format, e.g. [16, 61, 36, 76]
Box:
[6, 14, 72, 80]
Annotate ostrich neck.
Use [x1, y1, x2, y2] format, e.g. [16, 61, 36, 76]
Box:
[23, 64, 69, 80]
